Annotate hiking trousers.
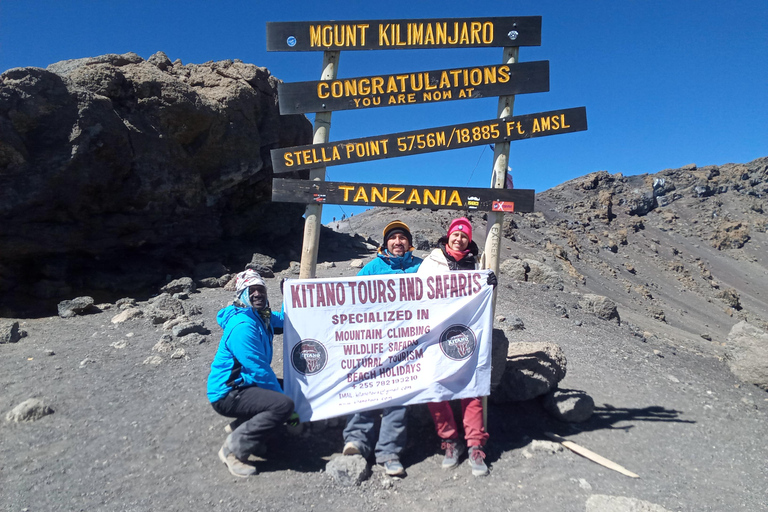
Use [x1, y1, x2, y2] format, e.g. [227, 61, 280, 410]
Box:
[343, 406, 407, 463]
[428, 397, 488, 447]
[211, 386, 294, 460]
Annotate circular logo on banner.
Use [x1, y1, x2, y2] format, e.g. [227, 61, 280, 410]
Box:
[291, 339, 327, 375]
[439, 325, 477, 361]
[286, 36, 297, 47]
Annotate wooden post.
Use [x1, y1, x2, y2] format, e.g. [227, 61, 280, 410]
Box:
[299, 51, 340, 280]
[482, 46, 518, 280]
[482, 46, 519, 428]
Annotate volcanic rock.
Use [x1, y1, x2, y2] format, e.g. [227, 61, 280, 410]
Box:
[6, 398, 54, 422]
[0, 52, 311, 315]
[0, 320, 23, 343]
[725, 321, 768, 390]
[578, 294, 620, 323]
[492, 341, 567, 402]
[325, 454, 370, 487]
[160, 277, 196, 295]
[145, 293, 186, 324]
[171, 319, 209, 337]
[57, 296, 96, 318]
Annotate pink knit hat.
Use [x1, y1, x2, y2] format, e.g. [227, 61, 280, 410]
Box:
[448, 217, 472, 242]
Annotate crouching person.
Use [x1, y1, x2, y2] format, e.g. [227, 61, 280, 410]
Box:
[207, 270, 294, 477]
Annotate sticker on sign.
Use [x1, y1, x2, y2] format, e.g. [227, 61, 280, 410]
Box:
[492, 201, 515, 212]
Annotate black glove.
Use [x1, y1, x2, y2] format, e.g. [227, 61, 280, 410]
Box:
[286, 412, 300, 427]
[487, 270, 498, 288]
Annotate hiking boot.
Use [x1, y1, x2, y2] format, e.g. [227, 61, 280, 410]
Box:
[440, 439, 465, 470]
[343, 441, 362, 455]
[467, 446, 489, 476]
[218, 440, 257, 477]
[381, 459, 405, 476]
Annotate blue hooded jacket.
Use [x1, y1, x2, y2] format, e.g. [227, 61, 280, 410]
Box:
[206, 303, 284, 403]
[358, 248, 423, 276]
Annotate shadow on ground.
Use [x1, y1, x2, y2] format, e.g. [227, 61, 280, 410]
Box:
[243, 397, 693, 474]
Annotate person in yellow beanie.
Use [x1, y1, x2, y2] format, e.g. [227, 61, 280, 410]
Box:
[342, 220, 423, 476]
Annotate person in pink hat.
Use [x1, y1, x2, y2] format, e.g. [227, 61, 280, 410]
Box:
[418, 217, 497, 476]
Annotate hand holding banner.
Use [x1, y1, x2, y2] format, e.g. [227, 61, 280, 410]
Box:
[282, 271, 494, 422]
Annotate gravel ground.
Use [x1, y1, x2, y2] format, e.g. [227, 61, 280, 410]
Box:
[2, 263, 767, 512]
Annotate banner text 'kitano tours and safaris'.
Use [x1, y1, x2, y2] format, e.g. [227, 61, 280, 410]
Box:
[282, 272, 494, 422]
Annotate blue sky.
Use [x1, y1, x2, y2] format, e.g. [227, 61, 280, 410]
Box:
[2, 1, 766, 223]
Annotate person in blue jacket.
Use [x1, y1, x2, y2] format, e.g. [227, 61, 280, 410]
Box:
[207, 269, 294, 477]
[342, 220, 422, 476]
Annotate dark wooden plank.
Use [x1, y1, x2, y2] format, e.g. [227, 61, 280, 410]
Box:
[272, 178, 535, 213]
[267, 17, 541, 51]
[278, 61, 549, 114]
[271, 107, 587, 173]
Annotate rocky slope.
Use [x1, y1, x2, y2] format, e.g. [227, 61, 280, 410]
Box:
[333, 157, 768, 360]
[2, 157, 767, 512]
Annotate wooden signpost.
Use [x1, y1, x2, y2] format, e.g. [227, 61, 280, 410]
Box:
[267, 17, 542, 51]
[268, 16, 556, 280]
[272, 178, 536, 212]
[271, 107, 586, 172]
[483, 45, 518, 292]
[268, 14, 587, 431]
[299, 50, 339, 280]
[278, 60, 549, 114]
[267, 15, 587, 278]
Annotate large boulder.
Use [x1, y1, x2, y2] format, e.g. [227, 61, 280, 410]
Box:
[499, 258, 528, 281]
[725, 321, 768, 390]
[578, 293, 621, 323]
[499, 258, 563, 289]
[491, 341, 567, 402]
[624, 188, 656, 216]
[57, 296, 95, 318]
[160, 277, 196, 296]
[0, 52, 311, 315]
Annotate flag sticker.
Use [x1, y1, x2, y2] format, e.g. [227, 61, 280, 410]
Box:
[492, 201, 515, 212]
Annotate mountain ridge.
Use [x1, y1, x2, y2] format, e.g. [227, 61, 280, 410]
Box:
[329, 156, 768, 358]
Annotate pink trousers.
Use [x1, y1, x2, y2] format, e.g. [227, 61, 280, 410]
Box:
[427, 397, 489, 447]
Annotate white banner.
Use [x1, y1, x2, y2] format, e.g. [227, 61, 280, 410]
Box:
[282, 271, 493, 422]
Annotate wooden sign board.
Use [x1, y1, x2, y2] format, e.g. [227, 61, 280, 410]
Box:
[271, 107, 587, 173]
[278, 61, 549, 114]
[272, 178, 535, 212]
[267, 17, 541, 51]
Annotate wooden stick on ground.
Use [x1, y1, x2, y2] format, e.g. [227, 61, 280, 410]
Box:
[544, 432, 640, 478]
